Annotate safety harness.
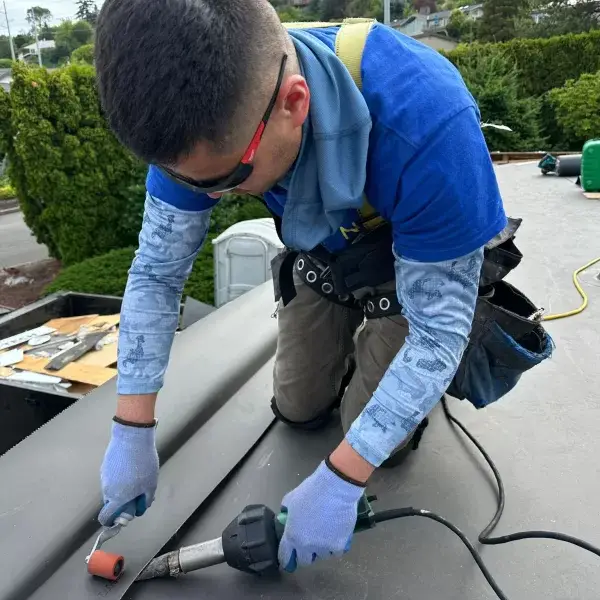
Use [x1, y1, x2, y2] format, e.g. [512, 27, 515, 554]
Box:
[268, 19, 553, 411]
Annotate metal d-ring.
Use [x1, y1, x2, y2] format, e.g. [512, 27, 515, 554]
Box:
[379, 297, 391, 311]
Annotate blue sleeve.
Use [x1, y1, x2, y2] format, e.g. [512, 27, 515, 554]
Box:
[345, 246, 483, 467]
[392, 106, 507, 262]
[146, 164, 220, 212]
[116, 192, 212, 395]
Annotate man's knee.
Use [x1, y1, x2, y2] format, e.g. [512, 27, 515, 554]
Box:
[270, 395, 338, 431]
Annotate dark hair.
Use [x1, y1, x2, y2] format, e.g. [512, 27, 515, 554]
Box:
[95, 0, 283, 164]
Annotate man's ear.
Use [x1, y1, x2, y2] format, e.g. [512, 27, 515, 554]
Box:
[279, 75, 310, 128]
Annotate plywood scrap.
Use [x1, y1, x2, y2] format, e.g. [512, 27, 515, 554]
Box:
[583, 192, 600, 199]
[44, 315, 99, 336]
[86, 314, 120, 330]
[13, 355, 116, 387]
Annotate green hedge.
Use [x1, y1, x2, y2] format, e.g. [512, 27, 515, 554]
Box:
[446, 30, 600, 98]
[0, 62, 146, 266]
[549, 70, 600, 147]
[456, 51, 544, 151]
[45, 195, 270, 304]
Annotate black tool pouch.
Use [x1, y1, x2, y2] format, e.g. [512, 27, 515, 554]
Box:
[448, 218, 553, 409]
[480, 217, 524, 287]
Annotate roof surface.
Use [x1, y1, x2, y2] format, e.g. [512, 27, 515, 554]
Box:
[2, 163, 600, 600]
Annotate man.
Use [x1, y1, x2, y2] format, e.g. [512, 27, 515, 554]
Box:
[95, 0, 507, 573]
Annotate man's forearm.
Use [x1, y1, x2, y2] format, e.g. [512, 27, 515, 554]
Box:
[116, 194, 212, 397]
[116, 394, 158, 423]
[341, 246, 484, 473]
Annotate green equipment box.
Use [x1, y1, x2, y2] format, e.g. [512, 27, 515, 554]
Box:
[581, 139, 600, 192]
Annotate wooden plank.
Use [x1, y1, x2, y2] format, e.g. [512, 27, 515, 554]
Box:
[583, 192, 600, 199]
[13, 356, 116, 387]
[77, 341, 118, 368]
[44, 315, 99, 336]
[86, 314, 120, 330]
[0, 367, 13, 378]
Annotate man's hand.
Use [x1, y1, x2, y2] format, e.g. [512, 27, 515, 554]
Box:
[98, 416, 159, 526]
[277, 458, 367, 572]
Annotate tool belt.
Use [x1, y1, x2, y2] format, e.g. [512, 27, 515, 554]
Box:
[271, 221, 397, 310]
[292, 251, 403, 318]
[270, 213, 553, 411]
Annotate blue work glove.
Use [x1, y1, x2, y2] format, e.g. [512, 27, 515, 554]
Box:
[278, 460, 365, 572]
[98, 420, 159, 526]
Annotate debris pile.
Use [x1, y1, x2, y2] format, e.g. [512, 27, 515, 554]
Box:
[0, 314, 120, 396]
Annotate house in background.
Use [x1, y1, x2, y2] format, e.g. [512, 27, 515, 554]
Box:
[17, 39, 55, 62]
[392, 3, 484, 49]
[411, 31, 460, 50]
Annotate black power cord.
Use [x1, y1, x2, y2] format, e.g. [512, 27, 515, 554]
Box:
[371, 396, 600, 599]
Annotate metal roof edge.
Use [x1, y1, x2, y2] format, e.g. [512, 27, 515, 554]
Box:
[0, 282, 277, 600]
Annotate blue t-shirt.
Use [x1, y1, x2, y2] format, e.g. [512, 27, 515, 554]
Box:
[148, 23, 506, 261]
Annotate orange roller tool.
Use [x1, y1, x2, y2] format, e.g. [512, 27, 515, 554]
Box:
[85, 514, 131, 581]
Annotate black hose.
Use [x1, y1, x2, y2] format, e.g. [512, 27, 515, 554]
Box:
[368, 397, 600, 599]
[374, 508, 509, 600]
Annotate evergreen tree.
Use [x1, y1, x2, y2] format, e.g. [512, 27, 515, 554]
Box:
[478, 0, 527, 42]
[76, 0, 99, 25]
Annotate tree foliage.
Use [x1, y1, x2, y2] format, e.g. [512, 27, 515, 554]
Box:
[447, 9, 480, 41]
[478, 0, 528, 42]
[51, 19, 93, 63]
[71, 43, 94, 65]
[0, 61, 147, 265]
[516, 0, 600, 39]
[76, 0, 99, 25]
[44, 195, 270, 304]
[457, 51, 544, 150]
[0, 37, 13, 60]
[446, 29, 600, 97]
[26, 6, 52, 33]
[346, 0, 384, 20]
[549, 71, 600, 147]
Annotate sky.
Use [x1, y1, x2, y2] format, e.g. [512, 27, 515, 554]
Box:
[2, 0, 105, 34]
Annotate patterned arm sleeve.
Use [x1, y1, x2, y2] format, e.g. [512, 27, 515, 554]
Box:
[345, 246, 483, 467]
[116, 193, 212, 395]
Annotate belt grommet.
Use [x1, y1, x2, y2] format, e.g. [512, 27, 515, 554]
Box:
[367, 300, 375, 313]
[306, 271, 317, 283]
[297, 258, 305, 271]
[379, 297, 391, 311]
[322, 282, 333, 294]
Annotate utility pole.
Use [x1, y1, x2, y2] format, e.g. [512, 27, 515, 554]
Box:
[384, 0, 391, 25]
[32, 14, 42, 67]
[1, 0, 16, 61]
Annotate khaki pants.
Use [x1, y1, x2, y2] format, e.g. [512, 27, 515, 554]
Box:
[273, 270, 411, 442]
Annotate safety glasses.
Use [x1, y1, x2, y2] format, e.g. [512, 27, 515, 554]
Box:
[158, 54, 288, 195]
